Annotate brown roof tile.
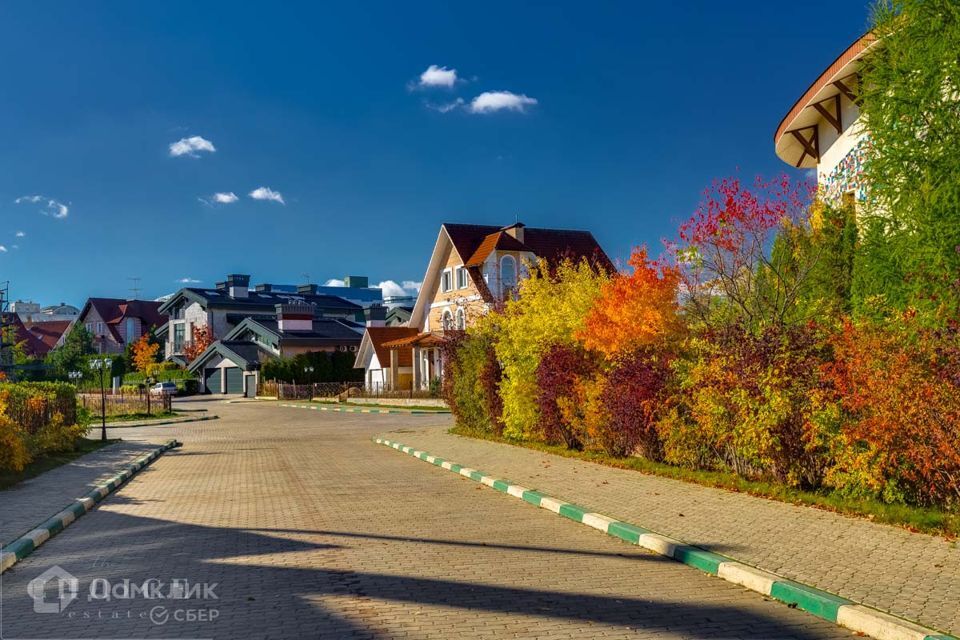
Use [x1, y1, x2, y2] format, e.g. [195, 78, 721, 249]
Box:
[365, 326, 419, 368]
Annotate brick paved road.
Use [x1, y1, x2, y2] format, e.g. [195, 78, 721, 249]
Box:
[0, 400, 850, 639]
[387, 426, 960, 636]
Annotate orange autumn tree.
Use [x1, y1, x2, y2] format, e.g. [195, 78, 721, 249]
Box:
[183, 325, 214, 363]
[578, 246, 682, 357]
[131, 334, 160, 374]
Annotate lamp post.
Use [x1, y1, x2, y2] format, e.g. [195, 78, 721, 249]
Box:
[145, 376, 155, 416]
[304, 366, 314, 399]
[68, 370, 82, 386]
[89, 357, 112, 441]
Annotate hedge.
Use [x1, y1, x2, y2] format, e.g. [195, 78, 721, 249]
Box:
[0, 382, 85, 472]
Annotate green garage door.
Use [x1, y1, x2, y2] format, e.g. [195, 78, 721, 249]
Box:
[225, 367, 244, 394]
[204, 368, 221, 394]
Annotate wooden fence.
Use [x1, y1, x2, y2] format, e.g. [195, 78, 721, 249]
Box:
[78, 391, 172, 416]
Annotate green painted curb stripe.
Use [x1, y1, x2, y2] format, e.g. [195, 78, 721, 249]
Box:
[1, 439, 178, 574]
[770, 580, 850, 622]
[374, 437, 958, 640]
[283, 403, 450, 415]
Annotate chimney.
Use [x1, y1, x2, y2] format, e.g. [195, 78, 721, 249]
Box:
[343, 275, 368, 288]
[503, 222, 525, 243]
[276, 303, 315, 332]
[215, 281, 227, 291]
[296, 283, 318, 295]
[254, 283, 272, 293]
[364, 304, 386, 327]
[227, 274, 250, 298]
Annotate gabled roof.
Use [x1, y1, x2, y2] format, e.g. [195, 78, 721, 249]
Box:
[1, 313, 50, 356]
[158, 287, 362, 315]
[78, 298, 165, 342]
[24, 321, 72, 352]
[356, 326, 418, 369]
[187, 339, 272, 373]
[409, 222, 613, 330]
[223, 316, 363, 347]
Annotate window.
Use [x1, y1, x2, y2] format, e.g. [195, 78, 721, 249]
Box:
[96, 322, 104, 336]
[456, 308, 466, 330]
[456, 266, 469, 289]
[173, 324, 185, 353]
[441, 270, 452, 293]
[500, 255, 517, 298]
[441, 309, 454, 330]
[124, 318, 136, 343]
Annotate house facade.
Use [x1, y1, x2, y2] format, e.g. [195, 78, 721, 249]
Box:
[355, 221, 611, 391]
[187, 303, 364, 395]
[74, 298, 165, 354]
[774, 32, 876, 205]
[158, 274, 366, 363]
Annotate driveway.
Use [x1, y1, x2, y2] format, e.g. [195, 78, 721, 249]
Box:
[0, 400, 850, 639]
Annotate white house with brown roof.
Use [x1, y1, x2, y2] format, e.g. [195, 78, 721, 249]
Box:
[774, 32, 876, 204]
[355, 221, 611, 391]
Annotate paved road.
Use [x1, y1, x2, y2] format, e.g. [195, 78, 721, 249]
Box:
[0, 400, 850, 639]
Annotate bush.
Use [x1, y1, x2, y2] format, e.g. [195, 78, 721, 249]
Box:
[0, 382, 83, 472]
[599, 349, 671, 459]
[818, 318, 960, 506]
[660, 325, 829, 488]
[535, 344, 596, 449]
[442, 327, 503, 436]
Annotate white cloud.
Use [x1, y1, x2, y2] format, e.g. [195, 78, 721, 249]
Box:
[15, 195, 69, 219]
[249, 186, 285, 205]
[427, 98, 465, 113]
[15, 231, 24, 237]
[323, 279, 346, 287]
[176, 277, 201, 284]
[213, 192, 239, 204]
[469, 91, 538, 114]
[401, 280, 423, 292]
[0, 245, 7, 253]
[419, 64, 458, 88]
[377, 280, 421, 298]
[169, 135, 216, 157]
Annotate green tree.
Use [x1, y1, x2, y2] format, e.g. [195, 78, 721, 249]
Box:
[47, 326, 94, 377]
[858, 0, 960, 319]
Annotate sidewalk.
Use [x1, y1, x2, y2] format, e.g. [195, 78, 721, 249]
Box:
[0, 441, 162, 546]
[383, 426, 960, 636]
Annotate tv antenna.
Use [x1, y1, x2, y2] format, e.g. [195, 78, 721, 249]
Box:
[127, 277, 142, 299]
[301, 272, 311, 284]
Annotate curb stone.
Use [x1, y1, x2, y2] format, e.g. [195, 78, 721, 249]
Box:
[0, 440, 180, 574]
[374, 437, 956, 640]
[280, 402, 450, 416]
[104, 415, 219, 429]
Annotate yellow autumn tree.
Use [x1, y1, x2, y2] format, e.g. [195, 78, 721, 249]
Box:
[494, 258, 608, 439]
[131, 333, 160, 375]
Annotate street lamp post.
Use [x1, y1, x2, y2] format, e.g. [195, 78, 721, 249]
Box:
[304, 366, 314, 399]
[145, 376, 155, 416]
[89, 357, 112, 441]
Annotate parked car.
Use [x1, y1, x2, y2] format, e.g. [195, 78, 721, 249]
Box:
[150, 381, 178, 396]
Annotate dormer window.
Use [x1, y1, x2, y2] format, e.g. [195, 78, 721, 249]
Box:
[500, 255, 517, 298]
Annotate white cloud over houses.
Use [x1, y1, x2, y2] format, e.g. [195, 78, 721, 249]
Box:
[176, 277, 201, 284]
[169, 135, 216, 157]
[15, 195, 69, 219]
[324, 278, 346, 287]
[469, 91, 538, 114]
[419, 64, 458, 88]
[213, 192, 239, 204]
[249, 186, 285, 204]
[377, 280, 421, 299]
[15, 231, 25, 237]
[0, 245, 7, 253]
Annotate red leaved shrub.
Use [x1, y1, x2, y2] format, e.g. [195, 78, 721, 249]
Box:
[535, 344, 597, 449]
[600, 349, 671, 459]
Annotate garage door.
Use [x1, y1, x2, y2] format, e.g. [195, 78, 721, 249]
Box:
[204, 368, 221, 394]
[225, 367, 244, 394]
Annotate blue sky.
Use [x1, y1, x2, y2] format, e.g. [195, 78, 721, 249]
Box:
[0, 1, 869, 304]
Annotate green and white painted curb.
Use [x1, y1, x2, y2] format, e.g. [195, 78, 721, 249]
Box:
[104, 415, 219, 429]
[0, 439, 180, 575]
[281, 402, 450, 416]
[375, 437, 956, 640]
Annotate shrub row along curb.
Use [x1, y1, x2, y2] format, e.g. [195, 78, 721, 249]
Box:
[375, 437, 955, 640]
[281, 403, 450, 416]
[0, 439, 181, 575]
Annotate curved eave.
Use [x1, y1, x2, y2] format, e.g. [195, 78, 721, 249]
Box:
[774, 32, 876, 168]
